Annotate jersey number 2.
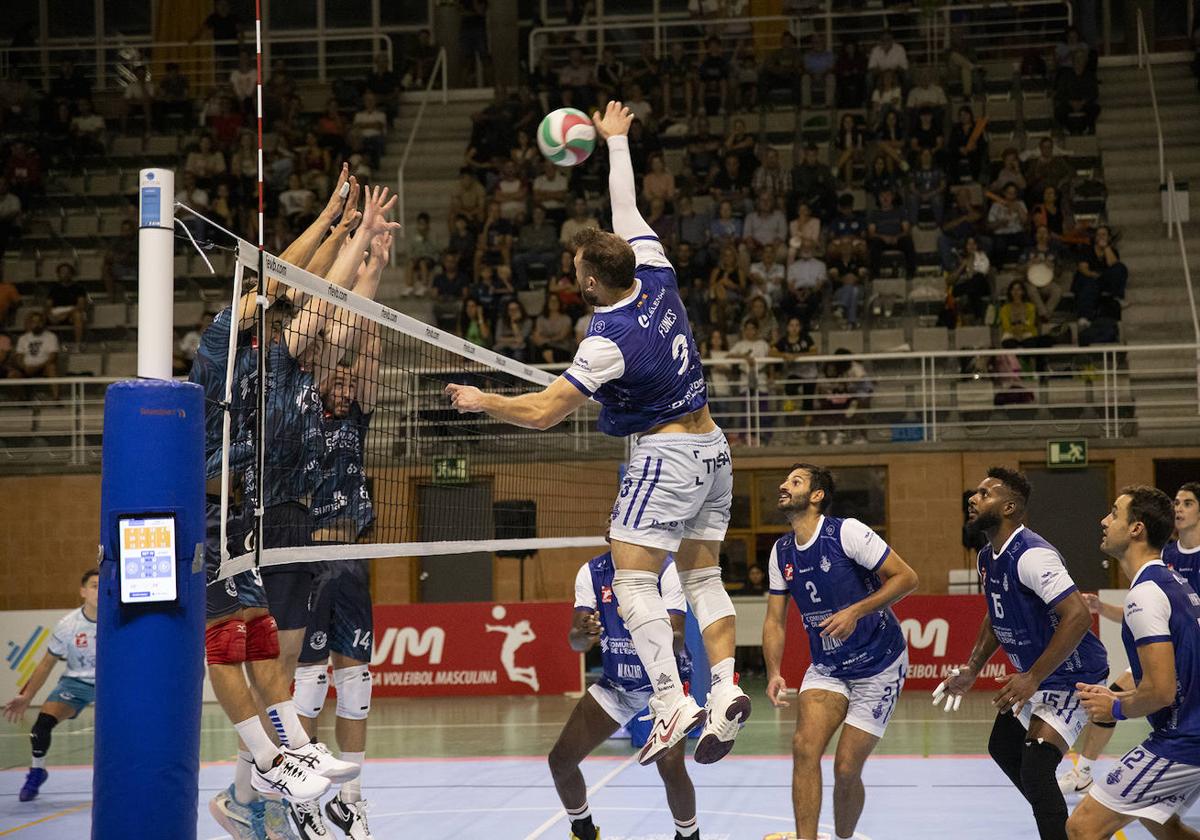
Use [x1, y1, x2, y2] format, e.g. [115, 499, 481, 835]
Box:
[671, 334, 688, 375]
[805, 581, 822, 604]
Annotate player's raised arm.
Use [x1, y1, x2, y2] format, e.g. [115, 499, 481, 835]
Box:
[593, 101, 655, 242]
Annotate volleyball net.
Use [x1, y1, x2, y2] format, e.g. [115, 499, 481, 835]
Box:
[184, 214, 617, 581]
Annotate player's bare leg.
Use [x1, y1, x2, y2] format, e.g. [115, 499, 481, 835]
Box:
[548, 692, 623, 839]
[791, 689, 848, 839]
[276, 628, 306, 681]
[655, 740, 699, 837]
[323, 651, 373, 839]
[1140, 815, 1200, 840]
[831, 723, 880, 839]
[1060, 672, 1133, 794]
[609, 539, 705, 765]
[676, 537, 751, 764]
[1065, 792, 1135, 839]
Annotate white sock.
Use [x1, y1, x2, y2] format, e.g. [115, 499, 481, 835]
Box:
[234, 750, 259, 803]
[675, 815, 699, 837]
[31, 755, 45, 770]
[234, 717, 279, 771]
[1077, 756, 1093, 775]
[339, 750, 365, 802]
[837, 833, 855, 840]
[566, 803, 591, 825]
[266, 700, 311, 750]
[711, 657, 736, 690]
[611, 570, 684, 702]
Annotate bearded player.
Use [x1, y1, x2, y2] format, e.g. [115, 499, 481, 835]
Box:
[446, 101, 750, 765]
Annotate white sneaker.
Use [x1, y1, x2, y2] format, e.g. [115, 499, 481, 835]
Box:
[285, 742, 360, 783]
[208, 785, 263, 840]
[252, 753, 331, 803]
[288, 799, 331, 839]
[695, 681, 752, 765]
[325, 795, 374, 840]
[1058, 765, 1093, 795]
[636, 693, 706, 766]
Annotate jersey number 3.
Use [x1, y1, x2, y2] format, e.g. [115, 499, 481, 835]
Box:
[671, 334, 688, 375]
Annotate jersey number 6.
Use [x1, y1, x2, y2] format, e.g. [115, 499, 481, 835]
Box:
[671, 334, 688, 376]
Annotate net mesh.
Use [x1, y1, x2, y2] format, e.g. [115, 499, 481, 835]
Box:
[210, 241, 618, 579]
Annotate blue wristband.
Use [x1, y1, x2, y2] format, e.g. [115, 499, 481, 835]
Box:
[1112, 699, 1126, 721]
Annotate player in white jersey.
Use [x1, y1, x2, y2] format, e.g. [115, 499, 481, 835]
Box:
[447, 101, 750, 765]
[1068, 486, 1200, 839]
[3, 569, 98, 802]
[1057, 480, 1200, 797]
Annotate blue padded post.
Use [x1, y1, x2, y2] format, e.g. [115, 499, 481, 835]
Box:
[93, 379, 205, 840]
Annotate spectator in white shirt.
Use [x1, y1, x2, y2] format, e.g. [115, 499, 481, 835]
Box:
[867, 29, 908, 89]
[786, 241, 826, 324]
[905, 66, 948, 120]
[14, 312, 60, 398]
[352, 90, 388, 168]
[229, 50, 256, 115]
[532, 160, 570, 226]
[625, 82, 653, 126]
[742, 193, 787, 252]
[749, 242, 786, 306]
[70, 98, 106, 156]
[122, 65, 155, 135]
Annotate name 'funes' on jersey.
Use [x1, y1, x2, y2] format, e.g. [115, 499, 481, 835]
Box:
[768, 516, 907, 680]
[977, 525, 1108, 689]
[1120, 561, 1200, 763]
[574, 552, 692, 694]
[563, 238, 708, 438]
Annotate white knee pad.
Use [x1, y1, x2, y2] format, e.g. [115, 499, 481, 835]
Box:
[611, 569, 669, 632]
[333, 666, 372, 721]
[677, 566, 736, 632]
[293, 664, 329, 719]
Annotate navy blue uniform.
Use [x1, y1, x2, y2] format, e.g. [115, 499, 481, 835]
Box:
[1163, 540, 1200, 594]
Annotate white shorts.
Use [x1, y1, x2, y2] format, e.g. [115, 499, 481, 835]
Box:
[1016, 688, 1090, 747]
[799, 650, 908, 738]
[608, 428, 732, 552]
[588, 681, 652, 725]
[1088, 743, 1200, 825]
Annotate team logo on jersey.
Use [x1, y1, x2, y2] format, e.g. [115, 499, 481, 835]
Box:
[592, 320, 605, 333]
[825, 524, 835, 536]
[1002, 573, 1010, 592]
[820, 556, 831, 573]
[601, 585, 614, 604]
[784, 563, 795, 581]
[309, 631, 328, 651]
[74, 633, 88, 648]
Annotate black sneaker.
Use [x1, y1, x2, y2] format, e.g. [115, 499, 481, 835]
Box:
[288, 798, 331, 839]
[325, 794, 374, 839]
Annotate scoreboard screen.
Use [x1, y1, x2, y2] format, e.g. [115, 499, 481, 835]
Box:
[117, 515, 177, 603]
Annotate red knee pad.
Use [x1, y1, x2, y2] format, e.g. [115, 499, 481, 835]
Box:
[205, 618, 248, 665]
[245, 614, 281, 661]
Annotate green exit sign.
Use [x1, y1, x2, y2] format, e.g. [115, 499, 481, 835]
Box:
[432, 456, 469, 484]
[1047, 439, 1088, 468]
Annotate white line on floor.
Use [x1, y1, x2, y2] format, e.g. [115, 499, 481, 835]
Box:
[522, 754, 638, 840]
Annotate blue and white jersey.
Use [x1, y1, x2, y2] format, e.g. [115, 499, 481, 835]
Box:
[573, 552, 691, 693]
[47, 607, 96, 683]
[977, 525, 1108, 689]
[1120, 560, 1200, 764]
[188, 306, 245, 479]
[563, 239, 708, 437]
[311, 403, 375, 537]
[768, 516, 907, 680]
[1163, 540, 1200, 593]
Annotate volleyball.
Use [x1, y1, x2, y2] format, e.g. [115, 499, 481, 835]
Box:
[537, 107, 596, 167]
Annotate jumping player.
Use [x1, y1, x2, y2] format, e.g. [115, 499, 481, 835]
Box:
[762, 464, 918, 840]
[1057, 480, 1200, 796]
[549, 551, 700, 840]
[290, 233, 388, 840]
[933, 467, 1108, 840]
[3, 569, 99, 802]
[1067, 486, 1200, 840]
[446, 100, 750, 766]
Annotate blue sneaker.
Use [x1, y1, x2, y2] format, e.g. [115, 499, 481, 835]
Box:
[18, 768, 48, 802]
[208, 784, 267, 839]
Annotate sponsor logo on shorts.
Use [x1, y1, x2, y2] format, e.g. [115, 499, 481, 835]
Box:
[1107, 767, 1123, 786]
[225, 578, 238, 598]
[648, 519, 681, 531]
[309, 631, 327, 651]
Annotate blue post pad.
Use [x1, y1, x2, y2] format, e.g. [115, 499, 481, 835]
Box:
[93, 380, 206, 840]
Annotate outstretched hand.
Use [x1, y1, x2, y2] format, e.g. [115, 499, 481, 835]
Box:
[320, 163, 351, 221]
[370, 230, 393, 264]
[360, 184, 401, 240]
[591, 101, 634, 140]
[335, 176, 362, 233]
[446, 382, 486, 413]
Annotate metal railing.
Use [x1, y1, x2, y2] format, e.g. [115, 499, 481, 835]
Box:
[394, 47, 448, 264]
[1135, 9, 1165, 186]
[6, 342, 1194, 471]
[529, 1, 1072, 70]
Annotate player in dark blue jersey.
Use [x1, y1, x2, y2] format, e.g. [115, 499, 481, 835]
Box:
[548, 552, 699, 840]
[1056, 479, 1200, 798]
[291, 231, 389, 840]
[1068, 486, 1200, 839]
[933, 467, 1108, 840]
[446, 101, 748, 767]
[762, 464, 918, 840]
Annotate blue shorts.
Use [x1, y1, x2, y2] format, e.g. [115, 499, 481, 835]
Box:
[299, 558, 373, 664]
[46, 676, 95, 716]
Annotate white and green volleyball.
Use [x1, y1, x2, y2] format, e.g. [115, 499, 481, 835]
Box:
[536, 107, 596, 167]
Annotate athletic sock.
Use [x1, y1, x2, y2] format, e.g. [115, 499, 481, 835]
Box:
[266, 700, 311, 750]
[31, 755, 45, 770]
[235, 717, 279, 771]
[339, 751, 365, 803]
[1021, 738, 1069, 840]
[612, 570, 684, 703]
[567, 803, 595, 839]
[674, 815, 699, 837]
[710, 657, 736, 691]
[1076, 756, 1093, 776]
[234, 750, 259, 804]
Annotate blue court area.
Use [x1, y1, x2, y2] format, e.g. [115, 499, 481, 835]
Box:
[3, 755, 1197, 839]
